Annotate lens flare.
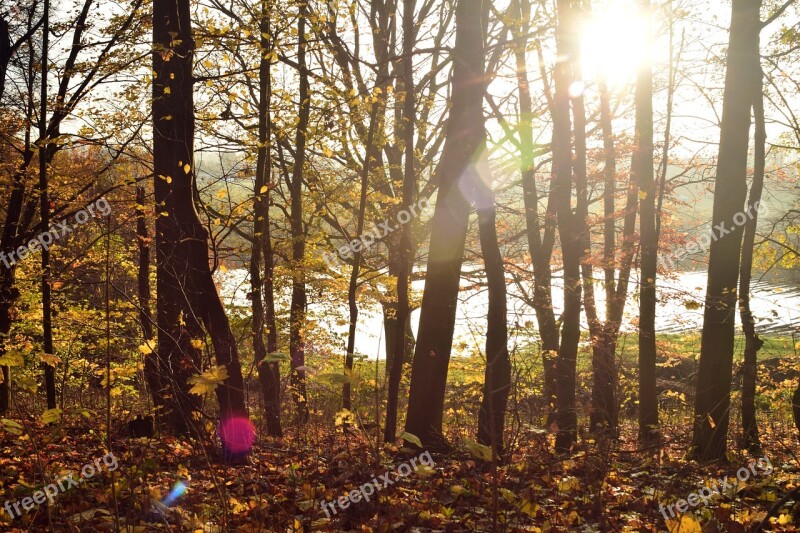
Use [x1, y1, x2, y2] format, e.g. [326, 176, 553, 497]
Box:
[219, 416, 256, 457]
[162, 480, 188, 507]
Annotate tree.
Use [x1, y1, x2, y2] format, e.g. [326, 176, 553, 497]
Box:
[152, 0, 249, 438]
[552, 0, 582, 453]
[252, 0, 282, 438]
[475, 165, 511, 457]
[637, 0, 659, 444]
[690, 0, 762, 461]
[404, 0, 487, 448]
[343, 100, 381, 412]
[509, 0, 560, 426]
[288, 0, 311, 425]
[384, 0, 416, 443]
[739, 57, 766, 454]
[38, 0, 56, 410]
[586, 80, 638, 437]
[136, 184, 161, 413]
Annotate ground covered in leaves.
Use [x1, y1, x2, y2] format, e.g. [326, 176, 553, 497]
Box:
[2, 414, 800, 532]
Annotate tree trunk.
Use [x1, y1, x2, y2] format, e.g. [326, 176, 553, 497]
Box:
[690, 0, 761, 462]
[637, 0, 660, 444]
[382, 301, 415, 375]
[153, 0, 249, 437]
[253, 0, 282, 438]
[0, 15, 9, 102]
[511, 0, 559, 426]
[476, 184, 511, 458]
[553, 0, 580, 454]
[344, 104, 380, 411]
[0, 269, 16, 414]
[404, 0, 487, 449]
[0, 42, 34, 415]
[137, 185, 161, 412]
[39, 0, 56, 410]
[289, 1, 310, 425]
[739, 64, 765, 453]
[384, 0, 416, 443]
[588, 81, 633, 436]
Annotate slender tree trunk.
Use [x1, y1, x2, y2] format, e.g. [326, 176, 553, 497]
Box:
[553, 0, 580, 453]
[511, 0, 559, 425]
[252, 0, 282, 437]
[589, 81, 625, 436]
[382, 300, 414, 375]
[690, 0, 761, 461]
[404, 0, 487, 449]
[739, 64, 765, 453]
[0, 32, 35, 415]
[137, 185, 161, 411]
[344, 104, 380, 411]
[476, 184, 510, 458]
[289, 1, 310, 425]
[637, 0, 660, 444]
[0, 269, 15, 414]
[39, 0, 56, 410]
[153, 0, 249, 436]
[384, 0, 416, 443]
[0, 16, 9, 103]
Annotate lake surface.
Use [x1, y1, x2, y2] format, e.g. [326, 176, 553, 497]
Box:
[218, 268, 800, 360]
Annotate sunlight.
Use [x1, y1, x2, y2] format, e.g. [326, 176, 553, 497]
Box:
[580, 5, 651, 87]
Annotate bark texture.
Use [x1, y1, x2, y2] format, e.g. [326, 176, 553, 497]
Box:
[153, 0, 249, 437]
[690, 0, 762, 461]
[404, 0, 487, 448]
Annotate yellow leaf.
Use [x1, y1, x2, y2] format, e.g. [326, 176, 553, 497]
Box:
[463, 439, 493, 461]
[188, 366, 229, 396]
[183, 164, 191, 174]
[334, 408, 354, 427]
[402, 432, 423, 448]
[190, 339, 204, 350]
[416, 465, 436, 479]
[1, 418, 23, 435]
[41, 408, 62, 425]
[0, 351, 24, 367]
[665, 514, 702, 533]
[39, 353, 62, 367]
[259, 185, 269, 194]
[557, 476, 581, 492]
[163, 86, 171, 95]
[138, 340, 157, 355]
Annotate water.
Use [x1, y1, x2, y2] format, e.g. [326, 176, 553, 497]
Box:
[217, 268, 800, 360]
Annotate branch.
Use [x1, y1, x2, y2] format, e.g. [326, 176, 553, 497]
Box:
[761, 0, 795, 29]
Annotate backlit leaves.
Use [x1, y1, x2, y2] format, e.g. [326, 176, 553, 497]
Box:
[188, 365, 229, 396]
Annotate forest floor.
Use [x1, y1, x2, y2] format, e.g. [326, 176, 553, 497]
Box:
[1, 332, 800, 532]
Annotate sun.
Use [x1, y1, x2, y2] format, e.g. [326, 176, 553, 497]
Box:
[579, 5, 651, 88]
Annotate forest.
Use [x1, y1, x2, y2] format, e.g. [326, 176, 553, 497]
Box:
[1, 0, 800, 530]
